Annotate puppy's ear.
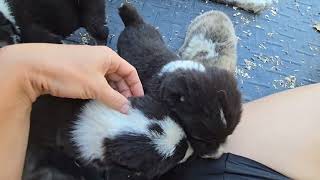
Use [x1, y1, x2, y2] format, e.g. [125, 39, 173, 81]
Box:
[159, 75, 185, 107]
[217, 90, 228, 128]
[159, 76, 176, 106]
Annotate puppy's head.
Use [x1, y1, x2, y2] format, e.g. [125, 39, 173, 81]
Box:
[158, 63, 242, 158]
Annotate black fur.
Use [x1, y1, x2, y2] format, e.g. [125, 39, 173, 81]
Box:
[0, 12, 19, 47]
[103, 133, 188, 180]
[27, 96, 189, 180]
[117, 3, 242, 157]
[130, 95, 168, 120]
[25, 96, 105, 180]
[3, 0, 108, 44]
[148, 123, 164, 135]
[79, 95, 191, 180]
[23, 146, 85, 180]
[104, 165, 147, 180]
[117, 5, 176, 88]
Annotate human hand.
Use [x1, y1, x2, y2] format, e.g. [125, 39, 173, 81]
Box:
[0, 43, 144, 114]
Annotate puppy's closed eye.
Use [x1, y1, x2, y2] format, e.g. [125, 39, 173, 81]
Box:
[168, 93, 185, 105]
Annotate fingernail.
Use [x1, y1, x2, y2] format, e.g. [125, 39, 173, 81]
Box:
[120, 103, 130, 114]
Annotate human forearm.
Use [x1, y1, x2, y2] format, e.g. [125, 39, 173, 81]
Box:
[0, 47, 33, 180]
[0, 104, 31, 180]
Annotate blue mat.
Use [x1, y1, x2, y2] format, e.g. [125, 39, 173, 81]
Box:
[69, 0, 320, 102]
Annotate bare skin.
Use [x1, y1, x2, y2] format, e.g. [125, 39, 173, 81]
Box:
[225, 83, 320, 180]
[0, 43, 144, 180]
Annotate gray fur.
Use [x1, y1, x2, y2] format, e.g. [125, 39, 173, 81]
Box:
[179, 11, 237, 73]
[214, 0, 274, 13]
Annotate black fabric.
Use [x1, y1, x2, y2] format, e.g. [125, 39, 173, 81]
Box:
[160, 153, 290, 180]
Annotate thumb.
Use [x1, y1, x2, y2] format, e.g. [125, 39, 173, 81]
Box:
[96, 79, 130, 114]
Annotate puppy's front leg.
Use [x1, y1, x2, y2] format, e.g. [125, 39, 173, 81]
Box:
[78, 0, 109, 44]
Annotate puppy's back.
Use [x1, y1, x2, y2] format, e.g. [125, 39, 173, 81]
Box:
[117, 3, 178, 85]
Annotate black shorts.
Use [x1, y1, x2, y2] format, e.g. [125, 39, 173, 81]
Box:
[160, 153, 290, 180]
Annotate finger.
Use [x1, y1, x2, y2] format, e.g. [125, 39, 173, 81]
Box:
[108, 73, 132, 98]
[97, 79, 130, 114]
[121, 68, 144, 97]
[109, 81, 117, 90]
[116, 81, 132, 98]
[105, 52, 144, 97]
[109, 79, 131, 98]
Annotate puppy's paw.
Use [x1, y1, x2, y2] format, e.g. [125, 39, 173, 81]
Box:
[201, 145, 225, 159]
[86, 23, 109, 41]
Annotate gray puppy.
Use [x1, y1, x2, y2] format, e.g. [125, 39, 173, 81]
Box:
[178, 11, 237, 73]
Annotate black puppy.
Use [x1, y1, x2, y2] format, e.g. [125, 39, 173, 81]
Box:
[0, 0, 108, 44]
[117, 3, 242, 159]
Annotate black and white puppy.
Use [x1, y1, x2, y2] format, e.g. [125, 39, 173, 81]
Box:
[26, 95, 191, 180]
[70, 3, 242, 179]
[25, 3, 242, 180]
[72, 96, 194, 180]
[116, 3, 242, 158]
[0, 0, 108, 44]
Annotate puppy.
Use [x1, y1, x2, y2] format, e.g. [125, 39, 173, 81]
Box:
[72, 96, 193, 180]
[74, 3, 242, 179]
[25, 3, 242, 180]
[178, 10, 237, 73]
[0, 0, 108, 44]
[117, 3, 242, 158]
[213, 0, 275, 13]
[26, 94, 191, 180]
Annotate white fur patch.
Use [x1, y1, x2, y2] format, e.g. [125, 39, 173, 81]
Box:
[152, 118, 187, 158]
[178, 142, 194, 164]
[159, 60, 205, 76]
[0, 0, 15, 24]
[184, 34, 219, 60]
[220, 108, 227, 127]
[71, 101, 189, 162]
[201, 143, 225, 159]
